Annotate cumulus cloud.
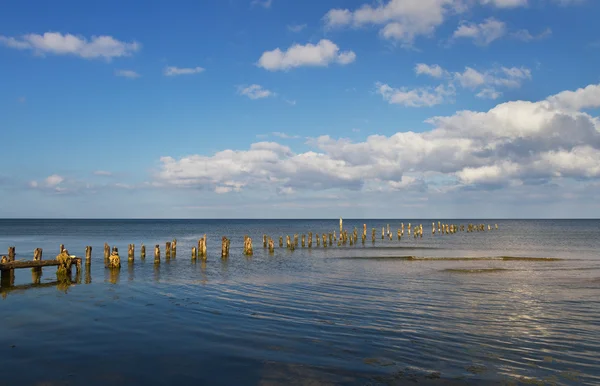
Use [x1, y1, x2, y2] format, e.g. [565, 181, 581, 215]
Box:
[453, 18, 507, 46]
[287, 24, 307, 33]
[115, 69, 140, 78]
[479, 0, 528, 8]
[251, 0, 272, 8]
[154, 82, 600, 196]
[381, 63, 531, 104]
[164, 66, 205, 76]
[511, 27, 552, 42]
[0, 32, 140, 60]
[257, 39, 356, 71]
[323, 0, 458, 45]
[237, 84, 275, 99]
[376, 82, 455, 107]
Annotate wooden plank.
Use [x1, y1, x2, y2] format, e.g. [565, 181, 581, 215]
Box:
[0, 257, 81, 271]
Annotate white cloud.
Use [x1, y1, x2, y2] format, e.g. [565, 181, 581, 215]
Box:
[453, 18, 507, 46]
[94, 170, 112, 176]
[164, 66, 205, 76]
[251, 0, 272, 8]
[511, 27, 552, 42]
[272, 132, 300, 139]
[479, 0, 528, 8]
[257, 39, 356, 71]
[380, 63, 531, 104]
[284, 99, 297, 106]
[323, 0, 458, 45]
[287, 24, 307, 33]
[376, 82, 455, 107]
[415, 63, 447, 78]
[0, 32, 140, 60]
[237, 84, 275, 99]
[45, 174, 64, 186]
[154, 82, 600, 196]
[115, 69, 140, 78]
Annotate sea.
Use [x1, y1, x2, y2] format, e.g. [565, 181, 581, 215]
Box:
[0, 219, 599, 386]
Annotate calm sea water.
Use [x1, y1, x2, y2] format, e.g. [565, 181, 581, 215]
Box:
[0, 219, 599, 385]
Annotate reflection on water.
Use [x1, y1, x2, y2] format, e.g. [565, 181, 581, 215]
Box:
[0, 219, 599, 385]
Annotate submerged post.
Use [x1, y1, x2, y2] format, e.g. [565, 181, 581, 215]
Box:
[85, 246, 91, 264]
[172, 239, 177, 258]
[301, 235, 306, 248]
[141, 244, 146, 259]
[372, 228, 376, 243]
[104, 243, 110, 262]
[268, 237, 274, 253]
[308, 232, 313, 248]
[263, 235, 267, 248]
[279, 236, 283, 248]
[166, 242, 172, 259]
[340, 217, 343, 235]
[316, 234, 320, 246]
[221, 237, 230, 258]
[8, 247, 15, 262]
[243, 236, 253, 256]
[108, 248, 121, 269]
[128, 244, 135, 262]
[192, 246, 197, 260]
[34, 248, 43, 262]
[154, 245, 160, 264]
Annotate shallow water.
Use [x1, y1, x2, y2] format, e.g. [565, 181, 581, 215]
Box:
[0, 219, 599, 385]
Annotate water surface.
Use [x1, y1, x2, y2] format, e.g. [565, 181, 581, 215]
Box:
[1, 219, 599, 385]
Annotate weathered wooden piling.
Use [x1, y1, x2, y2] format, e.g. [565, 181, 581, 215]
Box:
[333, 230, 337, 242]
[308, 232, 313, 248]
[192, 246, 197, 259]
[286, 235, 291, 249]
[166, 241, 172, 259]
[263, 235, 267, 248]
[397, 229, 401, 240]
[279, 236, 283, 248]
[154, 245, 160, 263]
[172, 239, 177, 258]
[141, 244, 146, 259]
[340, 217, 343, 234]
[294, 234, 299, 247]
[301, 234, 306, 248]
[8, 247, 15, 262]
[222, 236, 230, 258]
[316, 234, 321, 246]
[268, 237, 274, 253]
[128, 244, 135, 262]
[322, 234, 327, 248]
[85, 246, 91, 264]
[198, 235, 207, 259]
[107, 248, 121, 269]
[104, 243, 110, 261]
[327, 233, 332, 246]
[372, 228, 376, 243]
[59, 244, 65, 254]
[382, 227, 385, 239]
[34, 248, 43, 262]
[243, 236, 253, 256]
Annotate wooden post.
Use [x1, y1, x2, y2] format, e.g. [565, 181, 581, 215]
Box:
[222, 236, 230, 258]
[141, 244, 146, 259]
[268, 238, 274, 253]
[59, 244, 65, 254]
[172, 239, 177, 258]
[243, 236, 253, 256]
[154, 245, 160, 264]
[279, 236, 283, 248]
[340, 217, 343, 234]
[128, 244, 134, 262]
[294, 234, 299, 247]
[192, 247, 197, 260]
[322, 234, 327, 248]
[316, 234, 320, 246]
[397, 229, 401, 240]
[85, 246, 91, 264]
[198, 235, 207, 259]
[8, 247, 15, 262]
[328, 233, 332, 246]
[108, 249, 121, 268]
[104, 243, 110, 261]
[333, 230, 337, 242]
[308, 232, 313, 248]
[301, 235, 306, 248]
[34, 248, 43, 261]
[372, 228, 376, 243]
[263, 235, 267, 248]
[382, 227, 385, 239]
[166, 241, 172, 259]
[286, 235, 291, 249]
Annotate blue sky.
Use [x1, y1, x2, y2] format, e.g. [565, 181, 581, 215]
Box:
[1, 0, 599, 218]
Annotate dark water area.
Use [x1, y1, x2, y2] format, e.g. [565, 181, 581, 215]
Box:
[1, 219, 599, 385]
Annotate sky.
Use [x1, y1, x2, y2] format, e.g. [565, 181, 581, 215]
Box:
[1, 0, 599, 219]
